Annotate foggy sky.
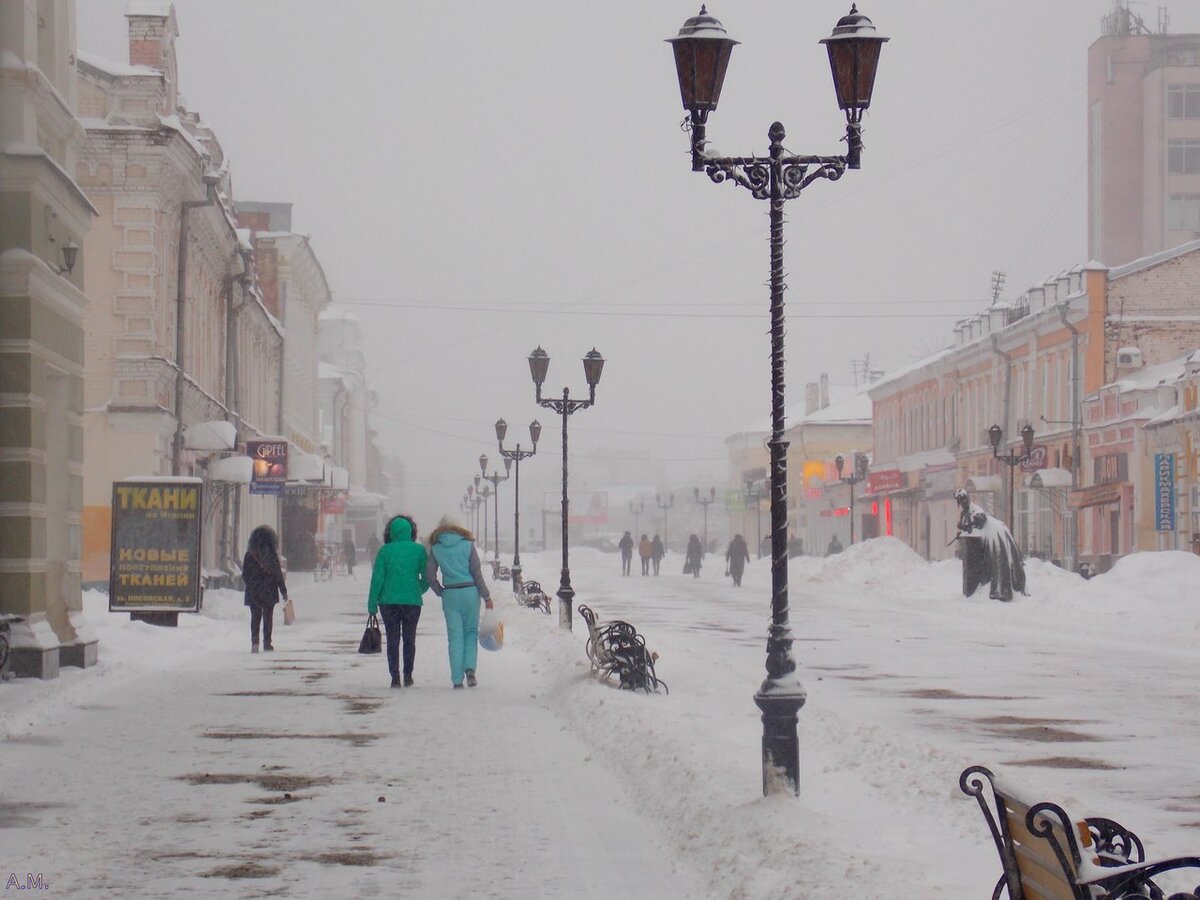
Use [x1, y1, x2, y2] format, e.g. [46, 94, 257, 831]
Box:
[74, 0, 1200, 528]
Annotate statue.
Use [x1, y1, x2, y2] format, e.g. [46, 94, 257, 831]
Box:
[954, 489, 1026, 602]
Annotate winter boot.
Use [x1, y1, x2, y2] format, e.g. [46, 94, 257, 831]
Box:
[390, 675, 401, 688]
[465, 669, 477, 688]
[251, 642, 259, 654]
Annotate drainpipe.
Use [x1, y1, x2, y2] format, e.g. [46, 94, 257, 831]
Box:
[990, 334, 1014, 523]
[171, 174, 219, 475]
[220, 251, 252, 572]
[1057, 302, 1081, 572]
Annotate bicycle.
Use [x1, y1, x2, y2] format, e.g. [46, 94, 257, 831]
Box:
[0, 614, 24, 678]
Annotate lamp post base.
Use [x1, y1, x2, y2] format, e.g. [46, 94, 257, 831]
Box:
[753, 685, 807, 797]
[511, 564, 522, 594]
[557, 581, 574, 631]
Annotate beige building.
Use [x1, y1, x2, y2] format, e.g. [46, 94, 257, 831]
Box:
[0, 0, 97, 677]
[75, 4, 284, 587]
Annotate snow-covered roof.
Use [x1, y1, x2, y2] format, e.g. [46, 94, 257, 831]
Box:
[736, 383, 864, 435]
[76, 49, 160, 78]
[319, 307, 359, 322]
[1108, 236, 1200, 281]
[125, 0, 175, 18]
[1026, 468, 1072, 488]
[866, 346, 955, 396]
[897, 448, 956, 473]
[792, 390, 872, 427]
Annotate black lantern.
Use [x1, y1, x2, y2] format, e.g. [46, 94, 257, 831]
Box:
[819, 4, 888, 115]
[583, 349, 605, 388]
[1021, 423, 1035, 454]
[528, 347, 549, 387]
[988, 424, 1003, 452]
[61, 238, 79, 274]
[479, 454, 488, 475]
[473, 475, 480, 490]
[666, 6, 738, 118]
[529, 420, 542, 445]
[495, 418, 508, 442]
[835, 453, 846, 476]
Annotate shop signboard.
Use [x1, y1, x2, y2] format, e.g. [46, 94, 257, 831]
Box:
[1068, 482, 1123, 509]
[1019, 444, 1049, 472]
[1155, 453, 1176, 532]
[867, 469, 904, 495]
[322, 494, 346, 515]
[109, 478, 203, 612]
[725, 490, 745, 512]
[248, 439, 288, 495]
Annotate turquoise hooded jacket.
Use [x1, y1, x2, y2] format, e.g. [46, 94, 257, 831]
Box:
[367, 517, 429, 614]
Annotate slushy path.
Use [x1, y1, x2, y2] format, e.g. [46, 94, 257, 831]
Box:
[1, 572, 700, 898]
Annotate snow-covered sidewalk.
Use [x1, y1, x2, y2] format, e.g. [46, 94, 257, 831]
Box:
[0, 576, 699, 898]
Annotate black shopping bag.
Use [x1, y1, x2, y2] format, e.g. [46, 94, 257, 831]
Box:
[358, 614, 382, 654]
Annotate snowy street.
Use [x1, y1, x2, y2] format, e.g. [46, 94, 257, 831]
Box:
[4, 539, 1200, 898]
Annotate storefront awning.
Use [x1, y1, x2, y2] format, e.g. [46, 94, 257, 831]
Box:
[206, 456, 252, 483]
[964, 475, 1002, 493]
[184, 420, 237, 451]
[1026, 468, 1072, 488]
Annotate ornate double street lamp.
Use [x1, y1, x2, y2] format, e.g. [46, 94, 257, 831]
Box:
[693, 487, 716, 549]
[529, 346, 605, 630]
[989, 423, 1035, 527]
[479, 453, 510, 562]
[630, 500, 645, 536]
[667, 4, 887, 797]
[656, 493, 675, 551]
[745, 478, 766, 558]
[496, 418, 540, 592]
[834, 452, 869, 545]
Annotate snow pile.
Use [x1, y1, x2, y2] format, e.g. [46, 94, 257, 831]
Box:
[806, 536, 929, 588]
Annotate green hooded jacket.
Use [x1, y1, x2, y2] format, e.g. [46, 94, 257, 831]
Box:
[367, 517, 429, 614]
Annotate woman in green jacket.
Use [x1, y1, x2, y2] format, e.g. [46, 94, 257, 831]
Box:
[367, 515, 429, 688]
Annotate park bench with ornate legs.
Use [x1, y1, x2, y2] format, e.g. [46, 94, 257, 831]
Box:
[960, 765, 1200, 900]
[516, 579, 550, 614]
[488, 559, 511, 581]
[577, 604, 667, 694]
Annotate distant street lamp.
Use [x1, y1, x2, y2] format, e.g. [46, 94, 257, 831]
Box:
[630, 500, 645, 536]
[497, 418, 540, 592]
[989, 423, 1035, 527]
[667, 3, 887, 797]
[656, 492, 675, 552]
[479, 452, 509, 562]
[745, 478, 766, 558]
[530, 346, 604, 630]
[834, 452, 869, 545]
[693, 486, 716, 549]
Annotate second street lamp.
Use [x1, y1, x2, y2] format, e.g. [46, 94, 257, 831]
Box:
[530, 346, 604, 630]
[630, 500, 645, 536]
[656, 492, 675, 553]
[667, 4, 887, 798]
[479, 452, 509, 563]
[693, 487, 716, 550]
[989, 423, 1035, 528]
[497, 417, 540, 592]
[834, 452, 869, 545]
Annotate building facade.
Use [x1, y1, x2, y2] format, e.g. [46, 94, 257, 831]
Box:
[1, 0, 97, 677]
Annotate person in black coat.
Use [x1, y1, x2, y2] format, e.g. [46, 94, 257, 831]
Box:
[685, 534, 703, 578]
[243, 525, 288, 652]
[725, 534, 751, 586]
[343, 536, 357, 576]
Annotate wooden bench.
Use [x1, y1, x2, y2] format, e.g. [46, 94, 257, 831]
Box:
[577, 604, 667, 694]
[516, 579, 550, 615]
[960, 765, 1200, 899]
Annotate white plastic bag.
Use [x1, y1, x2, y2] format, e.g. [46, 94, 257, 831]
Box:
[478, 608, 504, 651]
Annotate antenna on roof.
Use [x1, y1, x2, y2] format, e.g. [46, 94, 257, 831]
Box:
[990, 270, 1006, 306]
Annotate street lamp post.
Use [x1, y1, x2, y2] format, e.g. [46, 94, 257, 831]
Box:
[745, 478, 766, 558]
[667, 4, 886, 797]
[989, 423, 1035, 528]
[834, 452, 869, 545]
[497, 418, 540, 592]
[693, 487, 716, 550]
[656, 493, 674, 552]
[479, 452, 510, 562]
[529, 346, 604, 630]
[630, 500, 645, 536]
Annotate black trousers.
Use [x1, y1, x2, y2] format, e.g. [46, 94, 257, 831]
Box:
[249, 602, 274, 646]
[380, 604, 422, 678]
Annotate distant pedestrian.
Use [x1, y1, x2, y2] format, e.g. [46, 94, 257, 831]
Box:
[426, 516, 493, 689]
[368, 515, 429, 688]
[636, 533, 651, 576]
[759, 535, 771, 559]
[343, 536, 357, 577]
[685, 534, 703, 578]
[242, 525, 287, 653]
[725, 534, 751, 587]
[826, 534, 843, 556]
[788, 534, 804, 558]
[651, 534, 665, 575]
[366, 532, 382, 565]
[618, 531, 634, 576]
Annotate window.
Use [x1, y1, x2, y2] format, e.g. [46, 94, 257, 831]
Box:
[1167, 83, 1200, 118]
[1167, 194, 1200, 229]
[1167, 139, 1200, 174]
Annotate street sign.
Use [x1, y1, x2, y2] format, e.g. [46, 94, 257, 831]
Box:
[725, 490, 745, 511]
[1155, 453, 1176, 532]
[109, 478, 203, 613]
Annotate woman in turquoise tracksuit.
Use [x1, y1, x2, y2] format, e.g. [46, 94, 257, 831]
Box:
[425, 516, 492, 689]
